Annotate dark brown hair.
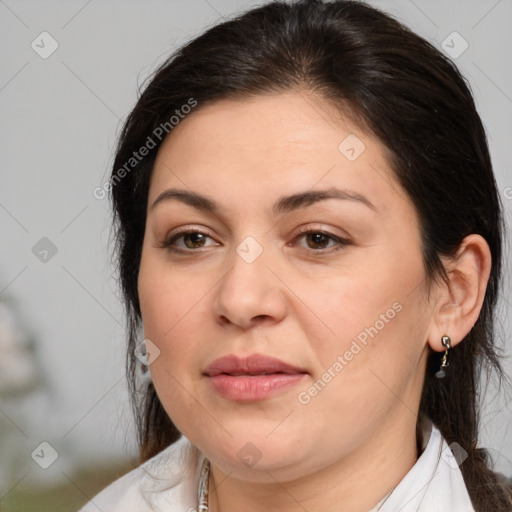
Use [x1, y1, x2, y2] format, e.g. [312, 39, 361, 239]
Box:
[109, 1, 512, 509]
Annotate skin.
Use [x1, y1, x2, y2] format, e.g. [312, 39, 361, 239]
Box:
[137, 91, 491, 512]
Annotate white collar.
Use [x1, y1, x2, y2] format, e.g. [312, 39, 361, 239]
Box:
[375, 419, 475, 511]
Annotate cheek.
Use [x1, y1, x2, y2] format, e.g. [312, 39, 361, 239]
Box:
[138, 249, 209, 342]
[307, 237, 424, 339]
[301, 269, 417, 358]
[299, 255, 429, 403]
[296, 300, 427, 454]
[137, 252, 214, 410]
[138, 257, 187, 379]
[138, 275, 207, 433]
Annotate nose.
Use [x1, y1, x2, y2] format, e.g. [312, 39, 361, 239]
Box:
[212, 241, 287, 330]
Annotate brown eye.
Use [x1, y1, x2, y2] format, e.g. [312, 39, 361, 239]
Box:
[182, 232, 208, 248]
[294, 230, 349, 252]
[305, 232, 332, 249]
[160, 229, 217, 252]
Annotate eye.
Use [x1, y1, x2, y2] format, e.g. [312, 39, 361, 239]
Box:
[293, 228, 350, 252]
[159, 229, 217, 251]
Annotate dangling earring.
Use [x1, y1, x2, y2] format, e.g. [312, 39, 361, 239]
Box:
[141, 364, 152, 384]
[435, 335, 452, 379]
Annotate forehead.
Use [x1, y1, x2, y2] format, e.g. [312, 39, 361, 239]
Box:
[149, 92, 399, 213]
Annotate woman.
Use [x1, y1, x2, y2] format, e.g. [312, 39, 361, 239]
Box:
[79, 0, 512, 510]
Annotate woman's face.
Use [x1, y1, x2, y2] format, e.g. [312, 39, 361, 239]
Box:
[138, 92, 435, 482]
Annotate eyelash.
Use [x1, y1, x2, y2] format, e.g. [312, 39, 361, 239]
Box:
[158, 226, 351, 254]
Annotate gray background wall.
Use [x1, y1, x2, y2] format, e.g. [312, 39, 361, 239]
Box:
[1, 0, 511, 501]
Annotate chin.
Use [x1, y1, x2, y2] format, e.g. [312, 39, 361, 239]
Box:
[200, 427, 313, 475]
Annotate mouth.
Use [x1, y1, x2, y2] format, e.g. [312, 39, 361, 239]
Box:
[218, 371, 291, 376]
[204, 353, 307, 376]
[204, 354, 308, 401]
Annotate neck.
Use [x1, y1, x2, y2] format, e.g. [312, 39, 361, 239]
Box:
[207, 411, 419, 512]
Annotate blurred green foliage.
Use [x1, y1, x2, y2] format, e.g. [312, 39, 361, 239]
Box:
[0, 461, 133, 512]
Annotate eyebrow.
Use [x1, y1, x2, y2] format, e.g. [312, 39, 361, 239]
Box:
[150, 186, 377, 215]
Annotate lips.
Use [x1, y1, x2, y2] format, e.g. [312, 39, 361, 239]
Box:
[204, 354, 306, 377]
[204, 354, 308, 401]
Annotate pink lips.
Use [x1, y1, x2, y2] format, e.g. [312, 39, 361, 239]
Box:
[204, 354, 308, 401]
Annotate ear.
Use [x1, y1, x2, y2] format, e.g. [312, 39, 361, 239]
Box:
[426, 234, 492, 352]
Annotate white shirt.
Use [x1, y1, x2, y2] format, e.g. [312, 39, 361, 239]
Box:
[78, 422, 475, 511]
